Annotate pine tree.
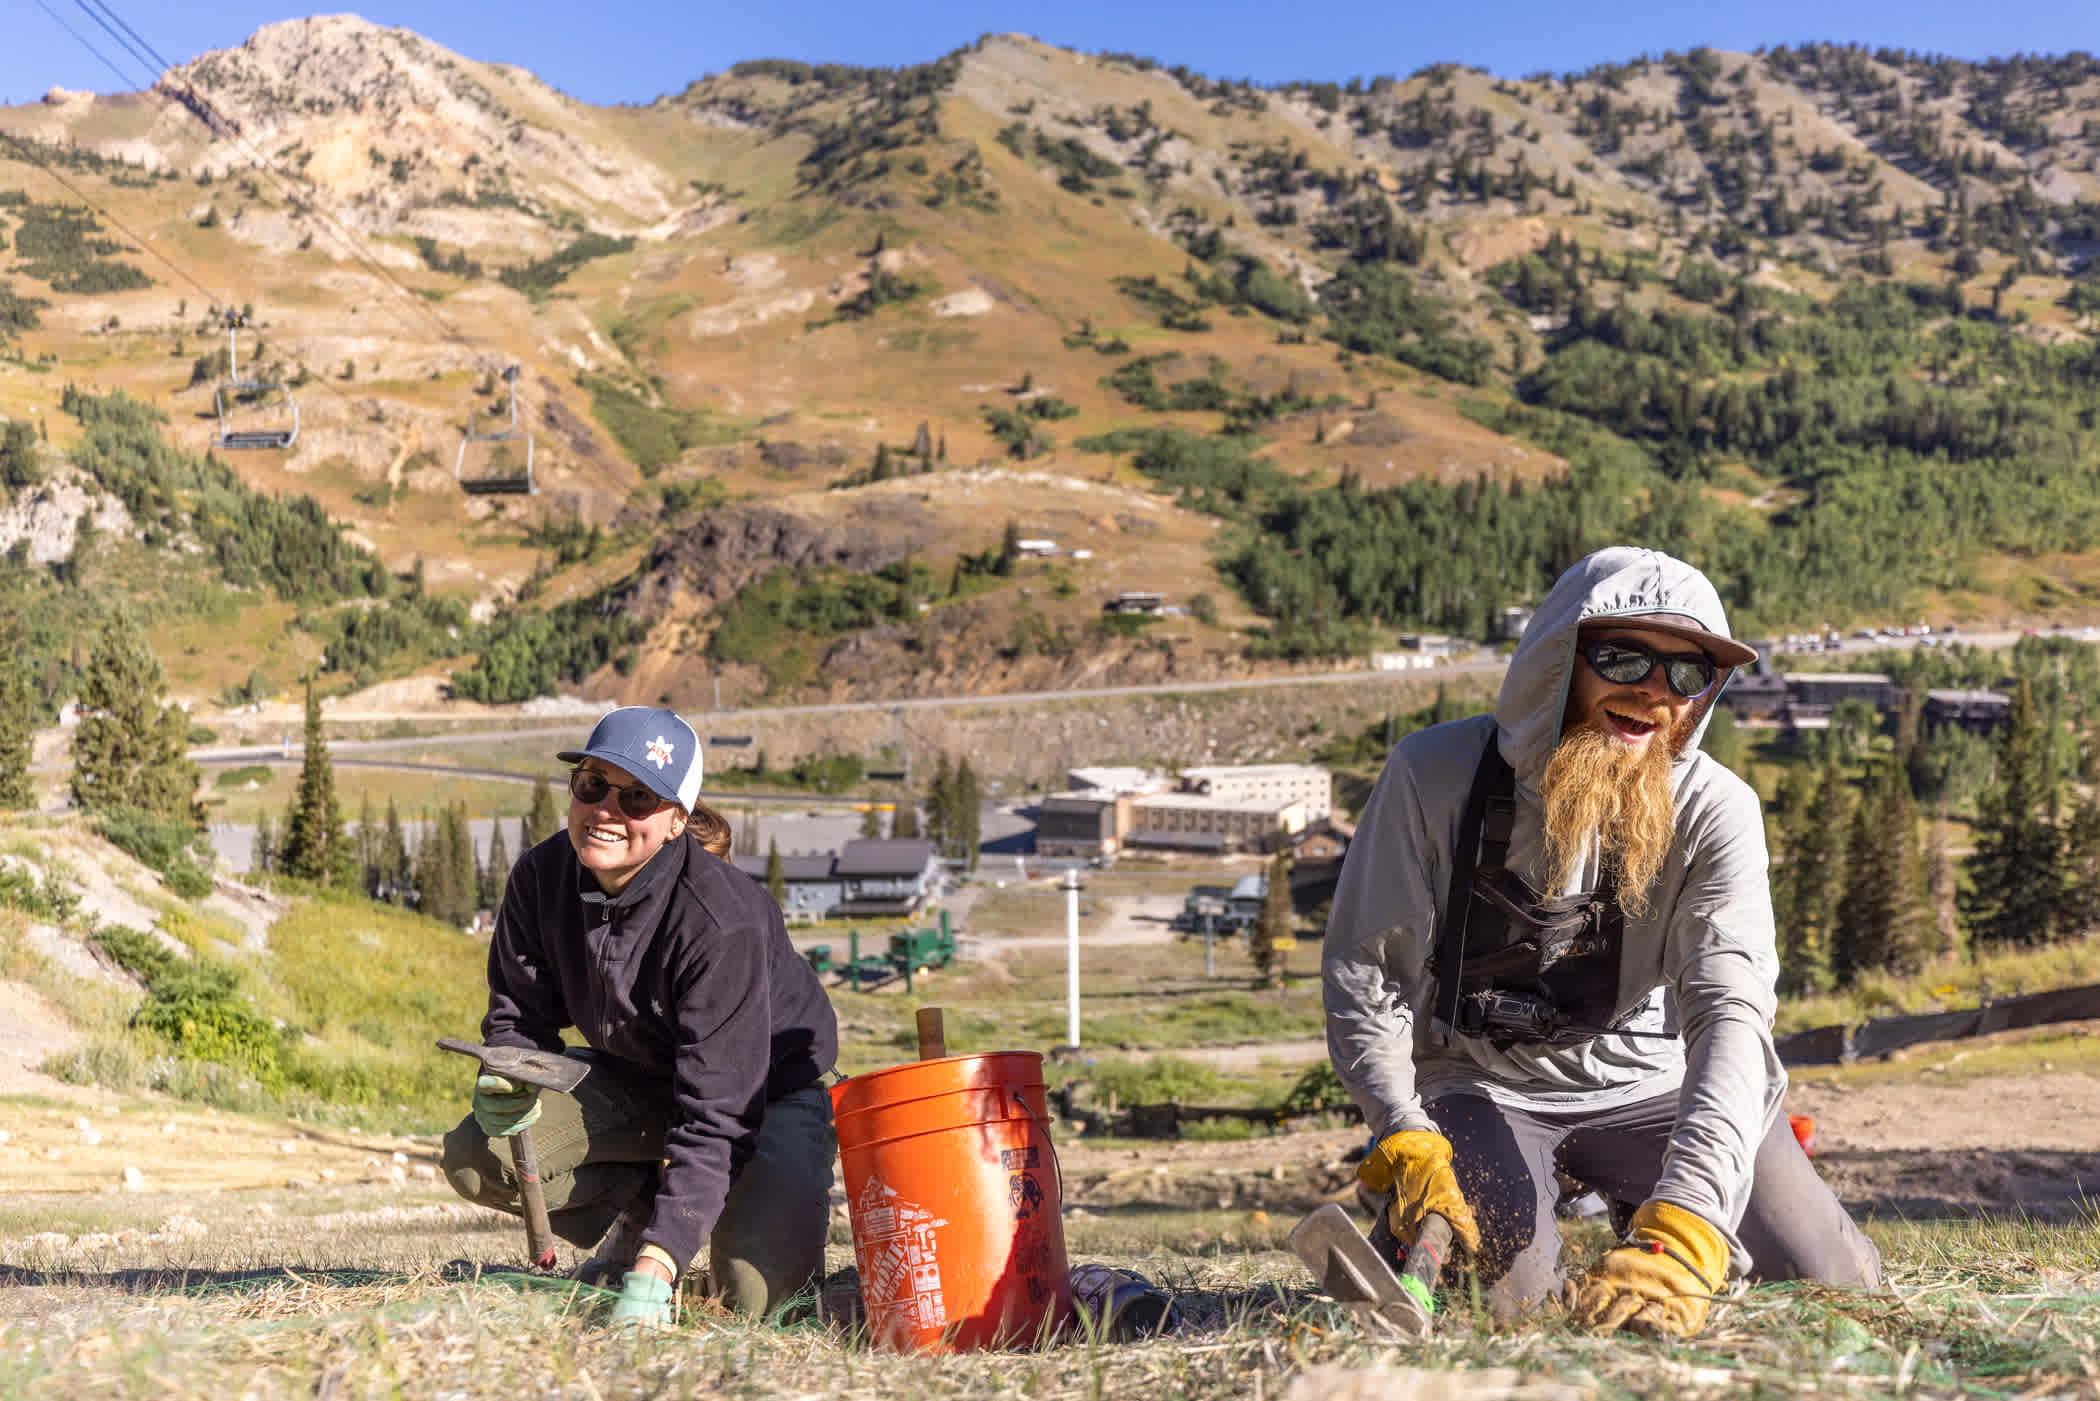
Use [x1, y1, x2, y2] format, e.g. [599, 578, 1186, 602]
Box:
[453, 804, 483, 920]
[1771, 749, 1849, 995]
[278, 679, 353, 887]
[1963, 677, 2064, 948]
[891, 801, 921, 839]
[925, 753, 954, 858]
[253, 812, 276, 875]
[355, 792, 379, 895]
[483, 818, 511, 912]
[381, 797, 409, 904]
[1830, 759, 1929, 985]
[764, 838, 786, 903]
[738, 808, 761, 858]
[0, 604, 34, 810]
[70, 605, 202, 825]
[859, 804, 885, 839]
[523, 776, 557, 849]
[1250, 848, 1293, 988]
[2056, 794, 2100, 936]
[954, 756, 981, 870]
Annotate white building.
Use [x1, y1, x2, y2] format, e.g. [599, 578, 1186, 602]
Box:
[1176, 764, 1332, 823]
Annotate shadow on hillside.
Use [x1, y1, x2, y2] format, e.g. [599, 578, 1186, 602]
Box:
[0, 1260, 592, 1296]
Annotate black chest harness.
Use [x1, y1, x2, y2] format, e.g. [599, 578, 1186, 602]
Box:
[1428, 737, 1676, 1051]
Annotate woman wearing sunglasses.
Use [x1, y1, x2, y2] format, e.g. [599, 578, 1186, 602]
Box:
[441, 706, 838, 1331]
[1323, 547, 1878, 1341]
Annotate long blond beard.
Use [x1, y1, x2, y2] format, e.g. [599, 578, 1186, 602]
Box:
[1539, 720, 1686, 917]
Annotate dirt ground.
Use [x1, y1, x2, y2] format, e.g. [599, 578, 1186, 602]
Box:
[3, 1020, 2095, 1228]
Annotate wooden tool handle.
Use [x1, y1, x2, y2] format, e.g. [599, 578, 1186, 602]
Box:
[915, 1007, 947, 1060]
[509, 1126, 558, 1271]
[1402, 1212, 1454, 1299]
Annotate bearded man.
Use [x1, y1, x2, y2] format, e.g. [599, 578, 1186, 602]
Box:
[1322, 547, 1879, 1338]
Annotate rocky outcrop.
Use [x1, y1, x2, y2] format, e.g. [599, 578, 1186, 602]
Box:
[624, 499, 946, 620]
[0, 471, 132, 565]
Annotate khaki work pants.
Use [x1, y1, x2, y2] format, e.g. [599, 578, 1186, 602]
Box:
[442, 1053, 835, 1318]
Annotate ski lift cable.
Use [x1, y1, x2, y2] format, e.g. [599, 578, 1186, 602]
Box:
[42, 0, 517, 404]
[0, 130, 227, 307]
[32, 0, 136, 92]
[56, 0, 490, 367]
[69, 0, 166, 86]
[38, 0, 544, 467]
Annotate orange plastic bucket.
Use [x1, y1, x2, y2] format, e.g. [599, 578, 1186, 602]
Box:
[830, 1051, 1072, 1351]
[1789, 1114, 1817, 1157]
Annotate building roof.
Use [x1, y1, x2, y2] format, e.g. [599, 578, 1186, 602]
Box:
[1067, 766, 1163, 794]
[1131, 792, 1302, 815]
[1040, 791, 1119, 810]
[1179, 763, 1329, 781]
[1228, 873, 1268, 901]
[1924, 689, 2010, 706]
[835, 838, 938, 877]
[733, 853, 837, 882]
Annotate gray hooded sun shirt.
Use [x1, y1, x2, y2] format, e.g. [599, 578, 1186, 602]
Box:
[1322, 548, 1784, 1253]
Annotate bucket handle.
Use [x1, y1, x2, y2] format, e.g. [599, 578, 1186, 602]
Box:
[1008, 1085, 1065, 1211]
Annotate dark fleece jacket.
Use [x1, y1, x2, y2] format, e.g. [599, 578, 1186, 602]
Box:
[482, 830, 838, 1270]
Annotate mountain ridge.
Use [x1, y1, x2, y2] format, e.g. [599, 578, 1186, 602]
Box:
[0, 23, 2096, 712]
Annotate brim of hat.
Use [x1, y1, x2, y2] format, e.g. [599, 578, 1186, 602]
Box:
[1601, 617, 1757, 669]
[554, 747, 685, 808]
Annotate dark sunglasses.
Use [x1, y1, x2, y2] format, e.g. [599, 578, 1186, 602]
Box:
[1579, 638, 1718, 699]
[568, 767, 670, 820]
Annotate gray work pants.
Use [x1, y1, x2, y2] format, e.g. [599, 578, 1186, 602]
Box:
[1426, 1089, 1881, 1319]
[442, 1053, 836, 1318]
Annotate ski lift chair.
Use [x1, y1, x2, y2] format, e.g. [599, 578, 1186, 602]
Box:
[213, 311, 299, 450]
[456, 365, 537, 496]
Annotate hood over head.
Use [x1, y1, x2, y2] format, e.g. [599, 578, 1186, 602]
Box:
[1495, 547, 1751, 785]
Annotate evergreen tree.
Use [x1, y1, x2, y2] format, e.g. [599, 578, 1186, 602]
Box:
[859, 804, 885, 839]
[1250, 848, 1292, 987]
[1963, 678, 2064, 949]
[1771, 748, 1848, 995]
[70, 605, 202, 825]
[355, 792, 379, 894]
[253, 812, 276, 875]
[925, 753, 955, 857]
[737, 808, 762, 858]
[278, 679, 354, 887]
[764, 838, 786, 903]
[523, 776, 557, 849]
[891, 801, 921, 839]
[483, 818, 511, 912]
[2056, 794, 2100, 936]
[381, 797, 409, 904]
[0, 604, 34, 810]
[455, 804, 483, 919]
[1830, 759, 1929, 985]
[954, 756, 982, 870]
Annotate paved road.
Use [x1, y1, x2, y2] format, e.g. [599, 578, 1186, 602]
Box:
[187, 626, 2029, 766]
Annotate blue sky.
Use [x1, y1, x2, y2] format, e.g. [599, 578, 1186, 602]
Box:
[10, 1, 2099, 109]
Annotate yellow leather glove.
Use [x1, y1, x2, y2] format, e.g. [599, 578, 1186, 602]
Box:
[1564, 1199, 1730, 1339]
[1355, 1130, 1482, 1257]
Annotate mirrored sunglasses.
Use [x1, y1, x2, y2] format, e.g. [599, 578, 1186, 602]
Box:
[1579, 638, 1717, 699]
[568, 767, 669, 819]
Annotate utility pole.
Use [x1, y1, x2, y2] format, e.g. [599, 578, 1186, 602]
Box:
[1063, 866, 1081, 1048]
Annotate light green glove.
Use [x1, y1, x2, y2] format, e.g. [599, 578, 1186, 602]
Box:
[607, 1270, 675, 1332]
[472, 1072, 542, 1138]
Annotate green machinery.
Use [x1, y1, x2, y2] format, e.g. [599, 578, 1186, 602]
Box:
[811, 910, 958, 992]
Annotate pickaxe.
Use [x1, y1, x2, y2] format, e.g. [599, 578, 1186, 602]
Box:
[437, 1038, 591, 1271]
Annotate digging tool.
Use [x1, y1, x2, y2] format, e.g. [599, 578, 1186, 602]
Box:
[1289, 1201, 1452, 1340]
[437, 1038, 591, 1271]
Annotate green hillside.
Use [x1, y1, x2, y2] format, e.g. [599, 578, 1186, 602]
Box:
[0, 27, 2097, 708]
